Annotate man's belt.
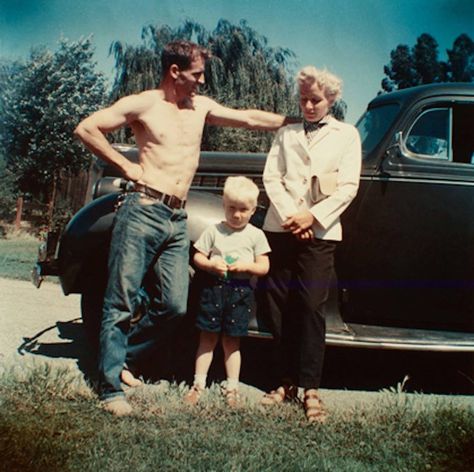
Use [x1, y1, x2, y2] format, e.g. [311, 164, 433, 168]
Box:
[132, 183, 186, 209]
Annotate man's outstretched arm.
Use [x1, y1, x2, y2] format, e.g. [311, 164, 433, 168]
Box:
[205, 99, 297, 131]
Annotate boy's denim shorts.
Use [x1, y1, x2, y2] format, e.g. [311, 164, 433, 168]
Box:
[196, 277, 254, 337]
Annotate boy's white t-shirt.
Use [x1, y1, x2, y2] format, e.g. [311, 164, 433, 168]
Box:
[194, 222, 271, 267]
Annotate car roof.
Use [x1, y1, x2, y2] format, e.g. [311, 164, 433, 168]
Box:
[368, 82, 474, 109]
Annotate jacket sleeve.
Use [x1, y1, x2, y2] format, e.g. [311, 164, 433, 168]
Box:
[309, 127, 361, 230]
[263, 128, 300, 222]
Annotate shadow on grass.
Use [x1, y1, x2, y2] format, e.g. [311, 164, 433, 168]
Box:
[17, 318, 98, 381]
[15, 312, 474, 396]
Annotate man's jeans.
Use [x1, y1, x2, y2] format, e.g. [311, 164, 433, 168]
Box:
[98, 192, 189, 401]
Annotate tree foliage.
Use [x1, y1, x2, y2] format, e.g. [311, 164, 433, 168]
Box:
[0, 37, 106, 204]
[447, 33, 474, 82]
[110, 19, 350, 150]
[381, 33, 473, 92]
[110, 20, 307, 151]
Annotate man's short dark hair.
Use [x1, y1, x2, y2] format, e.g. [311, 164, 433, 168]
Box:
[161, 40, 211, 74]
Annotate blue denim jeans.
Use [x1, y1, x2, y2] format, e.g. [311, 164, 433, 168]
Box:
[98, 192, 189, 401]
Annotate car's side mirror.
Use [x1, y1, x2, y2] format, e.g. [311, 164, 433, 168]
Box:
[394, 131, 403, 147]
[379, 131, 403, 174]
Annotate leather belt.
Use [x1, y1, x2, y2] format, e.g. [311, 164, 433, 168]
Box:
[132, 183, 186, 209]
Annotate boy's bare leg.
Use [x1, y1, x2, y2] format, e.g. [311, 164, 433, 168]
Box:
[195, 331, 220, 377]
[222, 334, 241, 381]
[222, 335, 241, 406]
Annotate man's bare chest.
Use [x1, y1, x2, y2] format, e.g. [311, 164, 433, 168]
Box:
[137, 105, 207, 145]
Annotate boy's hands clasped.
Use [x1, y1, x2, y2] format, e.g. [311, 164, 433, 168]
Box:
[208, 258, 250, 278]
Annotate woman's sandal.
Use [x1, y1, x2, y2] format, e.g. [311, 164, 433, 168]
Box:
[261, 383, 298, 406]
[303, 389, 327, 423]
[184, 385, 204, 406]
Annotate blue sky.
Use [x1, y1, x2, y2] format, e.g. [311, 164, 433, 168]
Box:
[1, 0, 473, 123]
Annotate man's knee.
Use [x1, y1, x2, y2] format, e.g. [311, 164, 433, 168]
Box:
[148, 296, 187, 318]
[168, 297, 188, 317]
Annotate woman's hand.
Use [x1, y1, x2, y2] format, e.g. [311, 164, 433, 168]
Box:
[282, 210, 315, 235]
[295, 228, 314, 241]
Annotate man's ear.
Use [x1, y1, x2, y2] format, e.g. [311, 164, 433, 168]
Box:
[169, 64, 180, 79]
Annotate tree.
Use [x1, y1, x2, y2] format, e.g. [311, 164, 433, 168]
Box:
[382, 44, 420, 92]
[446, 33, 474, 82]
[412, 34, 443, 84]
[0, 37, 106, 225]
[381, 33, 473, 92]
[109, 19, 301, 151]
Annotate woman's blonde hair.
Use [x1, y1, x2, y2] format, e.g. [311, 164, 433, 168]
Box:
[297, 66, 343, 101]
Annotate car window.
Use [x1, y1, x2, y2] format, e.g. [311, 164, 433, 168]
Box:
[356, 104, 400, 159]
[452, 103, 474, 164]
[405, 104, 474, 164]
[406, 108, 450, 159]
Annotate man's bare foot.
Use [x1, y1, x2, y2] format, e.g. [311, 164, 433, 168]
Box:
[121, 369, 142, 387]
[102, 398, 132, 416]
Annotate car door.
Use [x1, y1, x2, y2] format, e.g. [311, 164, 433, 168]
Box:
[341, 95, 474, 333]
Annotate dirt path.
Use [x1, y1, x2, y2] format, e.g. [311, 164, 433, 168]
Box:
[1, 277, 473, 411]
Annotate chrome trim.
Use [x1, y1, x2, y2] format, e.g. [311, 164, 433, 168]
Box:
[367, 175, 474, 186]
[325, 334, 474, 352]
[31, 263, 44, 289]
[248, 327, 474, 352]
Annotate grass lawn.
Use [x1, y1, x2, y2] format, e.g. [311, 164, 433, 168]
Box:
[0, 361, 473, 472]
[0, 233, 39, 280]
[1, 235, 473, 471]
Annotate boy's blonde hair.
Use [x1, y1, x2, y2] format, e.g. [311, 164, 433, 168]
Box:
[297, 66, 342, 101]
[223, 176, 259, 207]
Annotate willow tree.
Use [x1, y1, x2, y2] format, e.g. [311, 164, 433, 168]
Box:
[199, 19, 298, 151]
[109, 19, 299, 151]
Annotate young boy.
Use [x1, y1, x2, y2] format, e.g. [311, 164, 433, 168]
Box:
[185, 176, 271, 407]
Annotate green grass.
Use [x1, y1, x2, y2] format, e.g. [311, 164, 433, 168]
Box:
[1, 361, 473, 472]
[0, 233, 39, 280]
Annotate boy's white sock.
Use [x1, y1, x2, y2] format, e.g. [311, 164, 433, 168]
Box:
[194, 374, 207, 389]
[226, 377, 239, 391]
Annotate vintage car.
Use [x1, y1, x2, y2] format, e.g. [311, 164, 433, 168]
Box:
[33, 83, 474, 353]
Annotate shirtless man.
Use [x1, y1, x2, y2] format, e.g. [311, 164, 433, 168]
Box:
[74, 40, 290, 415]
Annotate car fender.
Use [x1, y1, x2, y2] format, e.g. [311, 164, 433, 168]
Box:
[58, 190, 224, 295]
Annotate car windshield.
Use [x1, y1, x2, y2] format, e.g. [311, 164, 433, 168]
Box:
[356, 103, 400, 158]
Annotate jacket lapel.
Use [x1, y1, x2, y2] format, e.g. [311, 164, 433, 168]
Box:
[307, 121, 332, 149]
[294, 124, 310, 157]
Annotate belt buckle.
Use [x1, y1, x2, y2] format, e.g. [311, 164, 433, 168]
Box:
[168, 195, 180, 209]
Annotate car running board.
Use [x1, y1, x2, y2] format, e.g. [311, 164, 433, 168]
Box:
[326, 322, 474, 352]
[248, 322, 474, 352]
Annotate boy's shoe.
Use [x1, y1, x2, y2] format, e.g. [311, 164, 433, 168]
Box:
[224, 389, 240, 408]
[184, 385, 204, 405]
[102, 398, 133, 416]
